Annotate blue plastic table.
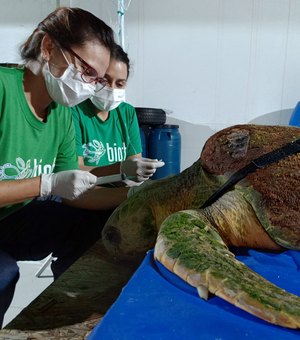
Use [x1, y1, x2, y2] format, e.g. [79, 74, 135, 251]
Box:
[88, 249, 300, 340]
[289, 101, 300, 126]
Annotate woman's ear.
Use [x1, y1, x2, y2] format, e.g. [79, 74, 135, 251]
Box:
[40, 34, 55, 61]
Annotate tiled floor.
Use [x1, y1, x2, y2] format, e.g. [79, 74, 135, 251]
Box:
[3, 257, 54, 327]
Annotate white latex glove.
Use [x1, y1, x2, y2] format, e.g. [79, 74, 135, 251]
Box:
[40, 170, 97, 200]
[120, 157, 165, 182]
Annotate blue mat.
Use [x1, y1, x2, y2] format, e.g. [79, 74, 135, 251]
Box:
[88, 249, 300, 340]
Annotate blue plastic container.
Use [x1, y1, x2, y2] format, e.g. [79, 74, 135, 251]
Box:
[148, 124, 181, 179]
[289, 101, 300, 126]
[139, 127, 147, 157]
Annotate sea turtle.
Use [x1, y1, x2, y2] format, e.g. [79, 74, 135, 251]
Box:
[102, 124, 300, 329]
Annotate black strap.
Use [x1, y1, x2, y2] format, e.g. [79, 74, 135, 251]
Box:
[200, 138, 300, 209]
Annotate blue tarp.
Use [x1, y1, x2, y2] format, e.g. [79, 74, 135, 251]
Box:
[88, 249, 300, 340]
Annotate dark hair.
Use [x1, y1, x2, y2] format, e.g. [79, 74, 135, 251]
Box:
[21, 7, 115, 62]
[111, 44, 130, 78]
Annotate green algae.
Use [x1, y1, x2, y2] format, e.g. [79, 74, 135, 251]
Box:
[159, 210, 300, 317]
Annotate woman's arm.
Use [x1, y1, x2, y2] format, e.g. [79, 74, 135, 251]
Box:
[0, 177, 40, 208]
[78, 154, 142, 177]
[78, 156, 120, 176]
[62, 186, 129, 210]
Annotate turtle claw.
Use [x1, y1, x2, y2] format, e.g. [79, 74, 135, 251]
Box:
[197, 285, 209, 300]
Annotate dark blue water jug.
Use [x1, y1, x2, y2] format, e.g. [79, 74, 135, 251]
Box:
[139, 127, 147, 157]
[148, 124, 181, 179]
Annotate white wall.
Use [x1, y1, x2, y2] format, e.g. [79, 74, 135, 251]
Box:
[1, 0, 299, 169]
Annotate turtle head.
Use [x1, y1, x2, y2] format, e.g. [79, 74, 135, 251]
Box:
[102, 193, 158, 261]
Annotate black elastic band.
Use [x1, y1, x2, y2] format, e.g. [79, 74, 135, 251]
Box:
[200, 138, 300, 209]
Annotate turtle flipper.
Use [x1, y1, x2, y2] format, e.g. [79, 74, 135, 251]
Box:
[154, 210, 300, 329]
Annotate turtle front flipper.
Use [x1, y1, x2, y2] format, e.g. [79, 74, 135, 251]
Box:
[154, 210, 300, 329]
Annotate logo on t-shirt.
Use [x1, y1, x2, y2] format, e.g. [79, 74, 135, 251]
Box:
[83, 139, 127, 165]
[0, 157, 55, 179]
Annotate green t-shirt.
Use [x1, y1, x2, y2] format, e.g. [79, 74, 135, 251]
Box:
[0, 66, 78, 220]
[72, 100, 142, 166]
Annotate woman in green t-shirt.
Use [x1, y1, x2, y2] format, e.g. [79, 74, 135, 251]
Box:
[70, 45, 164, 210]
[0, 7, 117, 327]
[73, 44, 142, 169]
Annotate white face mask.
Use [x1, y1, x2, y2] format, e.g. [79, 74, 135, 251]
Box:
[42, 51, 98, 107]
[91, 86, 126, 112]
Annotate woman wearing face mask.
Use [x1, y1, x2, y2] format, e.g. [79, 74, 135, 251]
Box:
[70, 44, 164, 209]
[0, 7, 116, 327]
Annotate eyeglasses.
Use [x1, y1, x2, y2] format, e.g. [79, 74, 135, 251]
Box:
[66, 48, 108, 89]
